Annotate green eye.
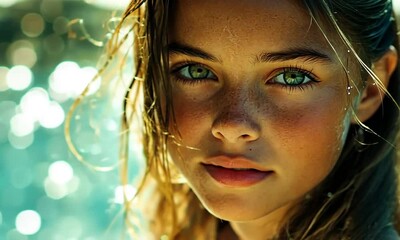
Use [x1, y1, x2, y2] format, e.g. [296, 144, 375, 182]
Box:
[273, 69, 314, 86]
[189, 65, 210, 79]
[283, 71, 306, 85]
[176, 64, 217, 80]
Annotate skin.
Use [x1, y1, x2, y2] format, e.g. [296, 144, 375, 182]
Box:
[166, 0, 362, 239]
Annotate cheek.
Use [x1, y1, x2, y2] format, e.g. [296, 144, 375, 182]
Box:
[269, 87, 350, 181]
[169, 91, 212, 141]
[275, 99, 347, 146]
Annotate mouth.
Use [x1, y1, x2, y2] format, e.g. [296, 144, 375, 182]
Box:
[202, 156, 273, 187]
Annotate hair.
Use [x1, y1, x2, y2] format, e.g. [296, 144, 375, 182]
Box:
[283, 1, 400, 239]
[67, 0, 400, 239]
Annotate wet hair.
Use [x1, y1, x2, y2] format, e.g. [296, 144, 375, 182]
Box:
[68, 0, 400, 239]
[283, 1, 400, 239]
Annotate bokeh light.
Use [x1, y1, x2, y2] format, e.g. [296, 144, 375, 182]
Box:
[53, 16, 69, 35]
[0, 0, 21, 8]
[48, 161, 74, 184]
[44, 161, 81, 200]
[44, 178, 67, 200]
[49, 61, 101, 102]
[20, 87, 50, 121]
[15, 210, 42, 235]
[6, 65, 33, 91]
[6, 40, 37, 68]
[44, 175, 80, 200]
[0, 1, 138, 239]
[10, 113, 35, 137]
[11, 47, 37, 68]
[21, 13, 45, 38]
[38, 101, 65, 129]
[0, 66, 9, 91]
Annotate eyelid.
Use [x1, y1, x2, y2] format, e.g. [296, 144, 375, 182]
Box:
[170, 61, 218, 82]
[170, 61, 214, 73]
[266, 66, 320, 83]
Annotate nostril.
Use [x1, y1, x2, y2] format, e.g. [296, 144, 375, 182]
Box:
[240, 133, 258, 142]
[241, 134, 250, 139]
[211, 121, 261, 143]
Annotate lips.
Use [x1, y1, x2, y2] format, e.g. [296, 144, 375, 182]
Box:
[202, 156, 273, 187]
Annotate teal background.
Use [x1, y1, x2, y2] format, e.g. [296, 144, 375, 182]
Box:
[0, 1, 138, 239]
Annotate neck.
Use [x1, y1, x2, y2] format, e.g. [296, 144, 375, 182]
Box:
[228, 205, 291, 240]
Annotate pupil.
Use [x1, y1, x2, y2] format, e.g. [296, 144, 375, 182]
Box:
[189, 66, 208, 78]
[284, 71, 304, 85]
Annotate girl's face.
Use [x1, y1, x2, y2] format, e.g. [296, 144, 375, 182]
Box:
[167, 0, 355, 222]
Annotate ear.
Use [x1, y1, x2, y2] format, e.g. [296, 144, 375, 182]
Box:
[352, 46, 398, 123]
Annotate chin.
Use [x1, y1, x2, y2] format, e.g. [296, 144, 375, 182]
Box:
[197, 194, 276, 222]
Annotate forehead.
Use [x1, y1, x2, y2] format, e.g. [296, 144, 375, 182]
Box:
[168, 0, 341, 61]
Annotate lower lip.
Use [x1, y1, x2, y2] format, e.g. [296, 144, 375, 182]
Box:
[203, 164, 272, 187]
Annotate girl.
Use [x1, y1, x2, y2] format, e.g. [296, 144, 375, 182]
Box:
[68, 0, 400, 239]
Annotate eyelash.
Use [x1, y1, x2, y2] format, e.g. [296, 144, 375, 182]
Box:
[170, 61, 217, 85]
[267, 66, 320, 92]
[170, 62, 320, 92]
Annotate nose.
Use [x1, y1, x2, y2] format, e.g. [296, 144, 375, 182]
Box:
[211, 112, 260, 143]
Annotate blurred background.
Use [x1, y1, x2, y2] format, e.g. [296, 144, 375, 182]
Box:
[0, 0, 146, 239]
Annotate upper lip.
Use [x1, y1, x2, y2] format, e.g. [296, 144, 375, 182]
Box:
[202, 155, 271, 172]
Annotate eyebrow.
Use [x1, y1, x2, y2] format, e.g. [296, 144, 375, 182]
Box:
[257, 48, 332, 63]
[168, 42, 332, 64]
[168, 42, 219, 62]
